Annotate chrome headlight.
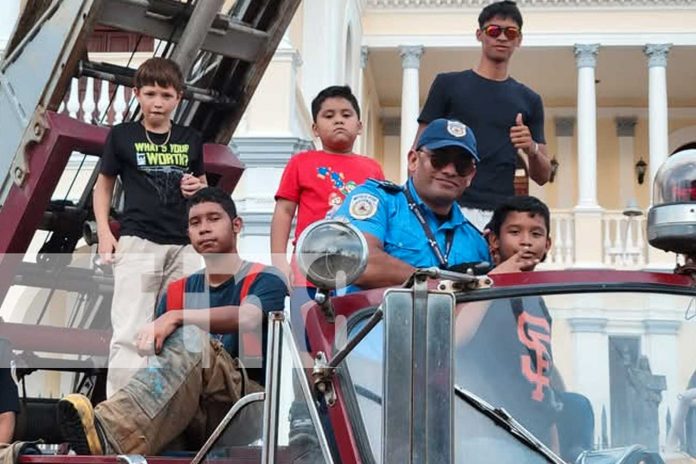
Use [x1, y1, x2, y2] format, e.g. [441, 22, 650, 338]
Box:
[295, 220, 368, 290]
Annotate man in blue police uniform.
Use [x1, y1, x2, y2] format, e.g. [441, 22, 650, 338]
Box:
[335, 118, 491, 290]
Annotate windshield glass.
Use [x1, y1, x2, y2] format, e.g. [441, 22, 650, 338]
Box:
[343, 290, 696, 463]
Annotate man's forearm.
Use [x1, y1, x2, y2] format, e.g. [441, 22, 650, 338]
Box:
[354, 248, 415, 289]
[0, 411, 15, 443]
[454, 300, 492, 345]
[528, 144, 551, 185]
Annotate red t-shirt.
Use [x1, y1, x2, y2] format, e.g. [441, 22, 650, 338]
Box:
[275, 150, 385, 286]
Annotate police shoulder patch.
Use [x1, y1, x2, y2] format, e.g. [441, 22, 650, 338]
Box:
[372, 179, 403, 194]
[349, 193, 379, 220]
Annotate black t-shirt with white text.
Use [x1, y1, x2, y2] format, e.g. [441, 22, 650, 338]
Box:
[101, 122, 204, 244]
[419, 70, 546, 210]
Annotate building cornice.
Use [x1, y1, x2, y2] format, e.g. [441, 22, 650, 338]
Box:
[231, 137, 314, 168]
[366, 0, 696, 9]
[236, 211, 274, 235]
[363, 32, 696, 49]
[567, 317, 608, 333]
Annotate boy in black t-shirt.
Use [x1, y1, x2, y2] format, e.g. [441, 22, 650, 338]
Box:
[93, 57, 207, 397]
[455, 196, 558, 459]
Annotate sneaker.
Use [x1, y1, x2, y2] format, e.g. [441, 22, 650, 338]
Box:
[57, 394, 104, 455]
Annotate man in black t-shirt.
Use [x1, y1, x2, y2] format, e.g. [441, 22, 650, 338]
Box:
[456, 196, 558, 460]
[93, 58, 207, 397]
[415, 1, 552, 231]
[0, 369, 19, 444]
[0, 337, 19, 443]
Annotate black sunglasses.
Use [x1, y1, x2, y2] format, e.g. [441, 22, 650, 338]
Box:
[419, 150, 475, 177]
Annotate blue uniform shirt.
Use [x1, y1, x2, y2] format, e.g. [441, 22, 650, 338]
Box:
[335, 178, 490, 277]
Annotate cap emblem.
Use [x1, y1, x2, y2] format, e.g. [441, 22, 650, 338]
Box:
[447, 121, 467, 138]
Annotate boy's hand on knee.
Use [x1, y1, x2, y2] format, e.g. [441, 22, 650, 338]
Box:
[97, 231, 118, 265]
[135, 312, 180, 355]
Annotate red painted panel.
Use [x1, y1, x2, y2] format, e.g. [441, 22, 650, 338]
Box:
[488, 269, 693, 288]
[0, 323, 110, 356]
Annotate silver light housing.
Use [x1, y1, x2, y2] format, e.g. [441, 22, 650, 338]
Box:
[295, 219, 368, 290]
[647, 149, 696, 255]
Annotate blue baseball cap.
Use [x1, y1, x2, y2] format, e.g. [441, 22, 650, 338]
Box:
[416, 119, 479, 162]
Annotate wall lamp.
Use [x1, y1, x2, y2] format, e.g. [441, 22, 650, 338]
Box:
[635, 158, 647, 185]
[549, 157, 559, 183]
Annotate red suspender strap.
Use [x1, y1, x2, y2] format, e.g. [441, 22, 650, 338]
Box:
[166, 277, 187, 311]
[240, 262, 266, 358]
[165, 265, 265, 359]
[241, 262, 265, 301]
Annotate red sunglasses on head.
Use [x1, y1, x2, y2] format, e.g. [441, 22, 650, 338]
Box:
[482, 24, 521, 40]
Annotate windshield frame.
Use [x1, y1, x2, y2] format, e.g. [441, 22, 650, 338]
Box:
[316, 269, 695, 463]
[336, 306, 381, 464]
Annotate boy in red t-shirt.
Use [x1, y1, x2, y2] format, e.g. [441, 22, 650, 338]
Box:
[271, 85, 384, 337]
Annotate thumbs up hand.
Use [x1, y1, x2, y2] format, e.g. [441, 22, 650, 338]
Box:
[510, 112, 537, 156]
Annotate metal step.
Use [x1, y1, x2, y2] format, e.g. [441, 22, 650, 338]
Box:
[97, 0, 269, 64]
[78, 60, 236, 107]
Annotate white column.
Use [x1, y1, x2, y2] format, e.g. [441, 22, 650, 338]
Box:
[573, 45, 604, 267]
[574, 44, 600, 210]
[644, 44, 672, 194]
[301, 0, 344, 107]
[0, 0, 21, 56]
[554, 117, 575, 209]
[616, 117, 638, 208]
[399, 45, 424, 182]
[359, 46, 369, 105]
[356, 46, 369, 155]
[643, 319, 681, 449]
[568, 317, 611, 447]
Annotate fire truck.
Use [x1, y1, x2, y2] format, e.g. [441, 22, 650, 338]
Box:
[1, 1, 696, 463]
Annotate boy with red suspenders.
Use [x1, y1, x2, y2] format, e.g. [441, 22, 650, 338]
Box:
[58, 187, 287, 456]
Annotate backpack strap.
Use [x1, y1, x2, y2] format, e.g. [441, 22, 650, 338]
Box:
[165, 277, 187, 311]
[240, 262, 266, 359]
